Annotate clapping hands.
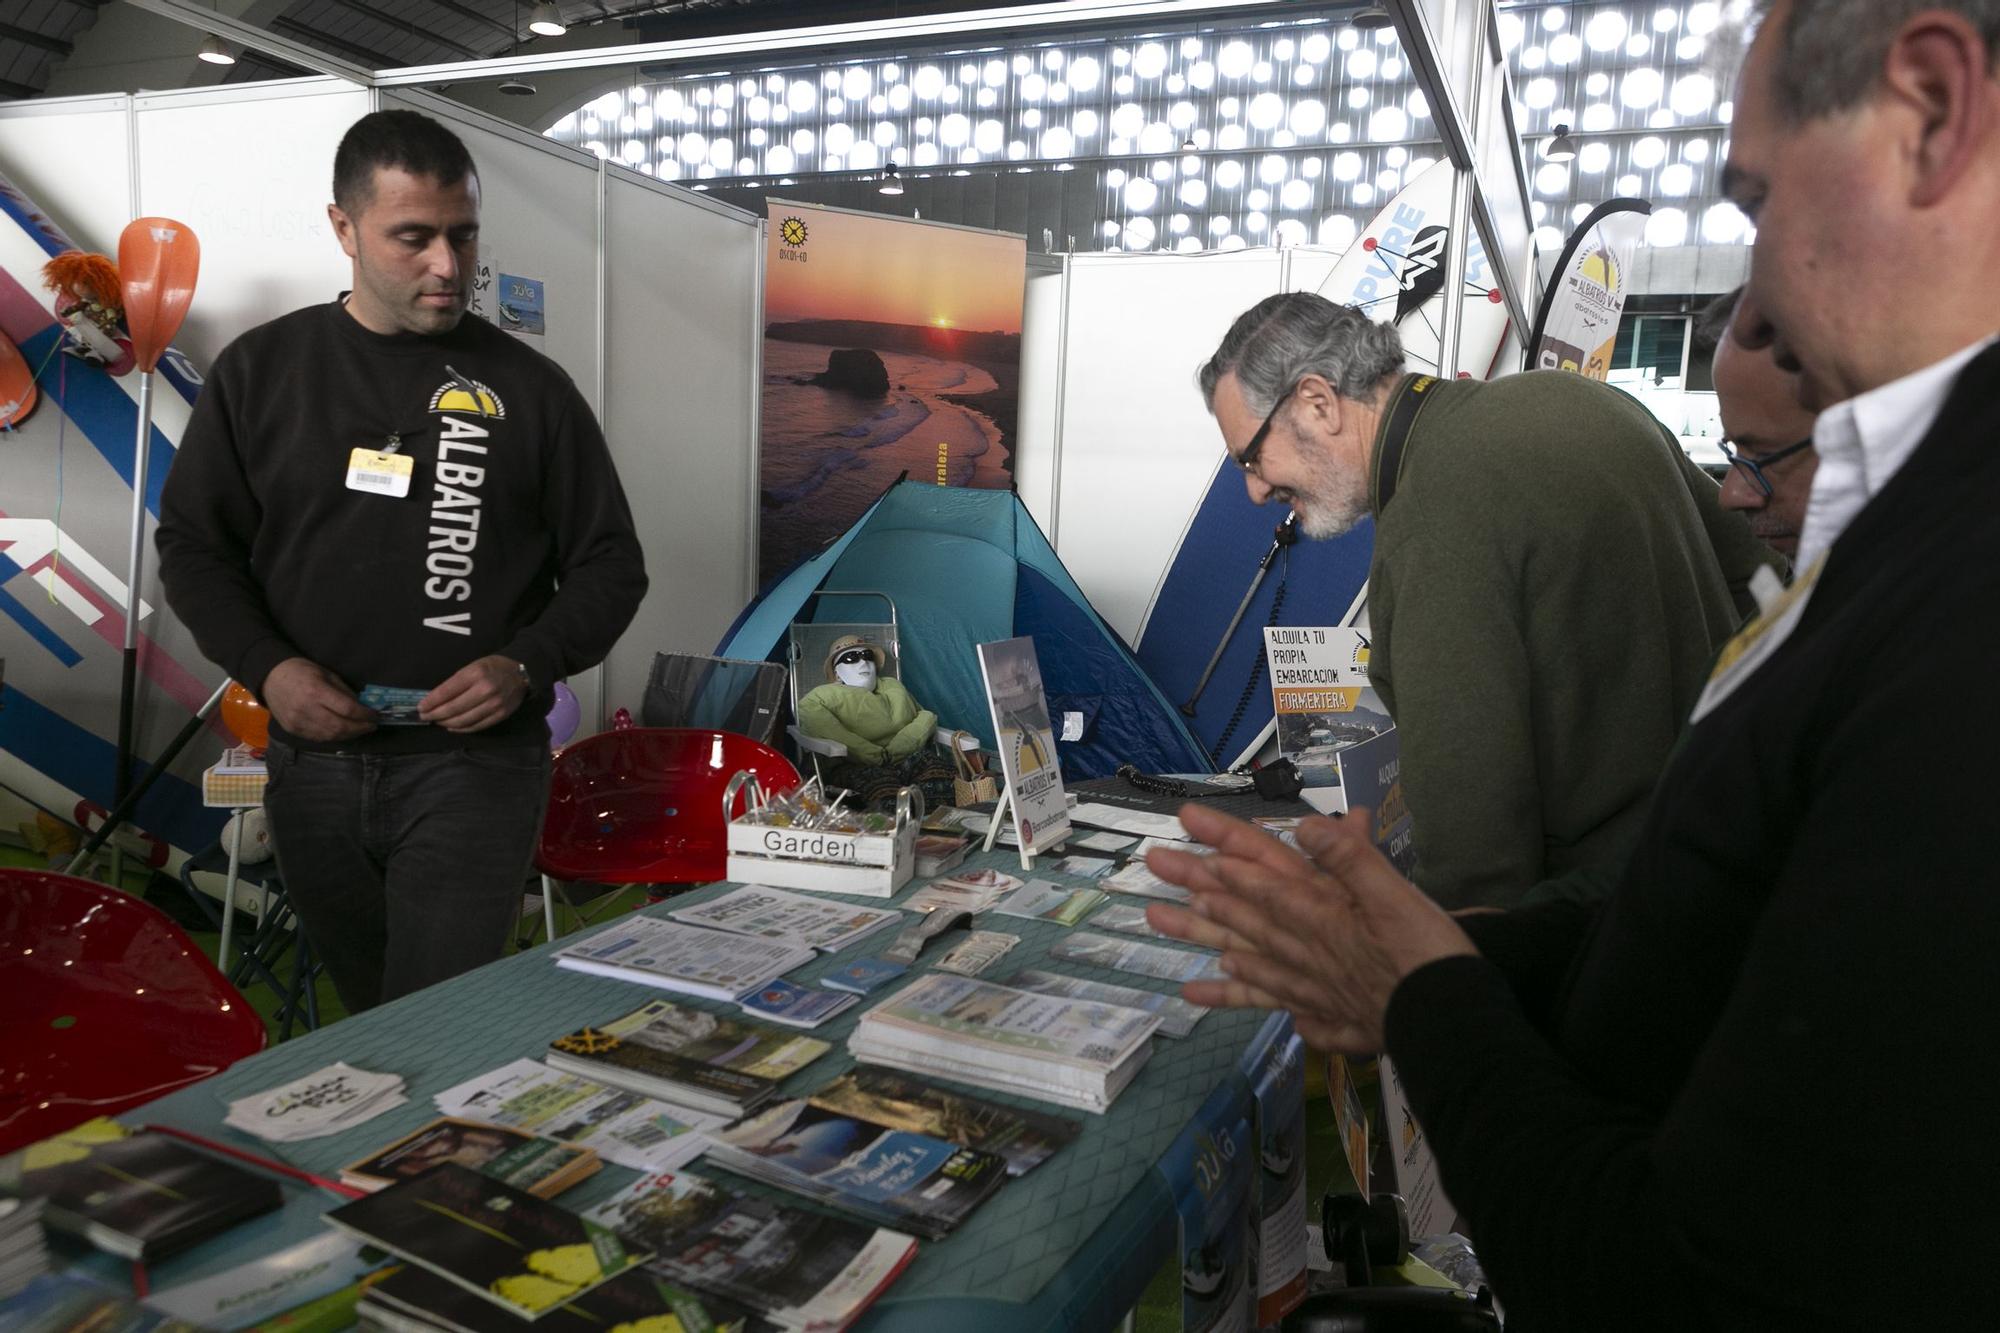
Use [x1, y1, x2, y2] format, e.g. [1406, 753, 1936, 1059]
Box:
[1142, 804, 1477, 1054]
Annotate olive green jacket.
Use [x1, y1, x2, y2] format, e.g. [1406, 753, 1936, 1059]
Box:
[1365, 371, 1776, 908]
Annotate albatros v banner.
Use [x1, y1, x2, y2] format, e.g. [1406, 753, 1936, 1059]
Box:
[1524, 198, 1651, 379]
[114, 217, 201, 803]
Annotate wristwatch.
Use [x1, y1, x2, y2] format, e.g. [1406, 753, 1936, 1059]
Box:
[514, 659, 533, 692]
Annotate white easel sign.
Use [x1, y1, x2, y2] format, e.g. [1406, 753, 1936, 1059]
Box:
[975, 636, 1071, 869]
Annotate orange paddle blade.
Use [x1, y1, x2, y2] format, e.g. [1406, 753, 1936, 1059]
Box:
[118, 216, 200, 374]
[0, 334, 36, 428]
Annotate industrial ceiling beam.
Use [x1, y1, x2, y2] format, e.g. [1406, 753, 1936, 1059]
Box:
[0, 21, 74, 56]
[323, 0, 483, 61]
[268, 15, 407, 70]
[421, 0, 521, 40]
[122, 0, 376, 84]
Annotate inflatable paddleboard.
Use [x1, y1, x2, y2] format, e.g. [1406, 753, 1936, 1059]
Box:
[1310, 158, 1512, 379]
[1135, 161, 1516, 766]
[0, 167, 222, 859]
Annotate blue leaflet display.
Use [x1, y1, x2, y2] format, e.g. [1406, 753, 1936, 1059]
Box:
[823, 957, 909, 994]
[739, 979, 859, 1028]
[706, 1098, 1007, 1240]
[1251, 1030, 1310, 1327]
[1160, 1085, 1256, 1333]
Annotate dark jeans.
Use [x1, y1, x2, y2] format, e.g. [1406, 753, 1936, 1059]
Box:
[262, 739, 550, 1012]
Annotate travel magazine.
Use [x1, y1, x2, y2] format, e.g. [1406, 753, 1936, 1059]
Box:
[322, 1164, 645, 1319]
[546, 997, 829, 1119]
[554, 917, 815, 1002]
[0, 1123, 281, 1262]
[1049, 931, 1226, 984]
[706, 1098, 1006, 1239]
[666, 886, 901, 954]
[1001, 968, 1211, 1039]
[849, 973, 1159, 1113]
[358, 1262, 753, 1333]
[341, 1118, 598, 1199]
[583, 1170, 915, 1331]
[808, 1067, 1082, 1176]
[432, 1059, 716, 1174]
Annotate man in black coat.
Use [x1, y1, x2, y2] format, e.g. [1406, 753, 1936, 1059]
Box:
[1145, 2, 2000, 1327]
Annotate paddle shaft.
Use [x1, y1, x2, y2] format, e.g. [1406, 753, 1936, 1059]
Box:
[115, 372, 154, 804]
[1180, 513, 1299, 717]
[69, 674, 226, 875]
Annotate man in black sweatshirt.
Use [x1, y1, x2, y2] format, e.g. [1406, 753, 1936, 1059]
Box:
[1143, 2, 2000, 1327]
[157, 110, 646, 1011]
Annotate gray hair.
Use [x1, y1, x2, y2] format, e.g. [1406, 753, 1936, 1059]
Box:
[1755, 0, 2000, 121]
[1197, 293, 1405, 416]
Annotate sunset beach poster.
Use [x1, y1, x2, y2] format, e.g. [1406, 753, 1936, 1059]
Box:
[760, 200, 1025, 581]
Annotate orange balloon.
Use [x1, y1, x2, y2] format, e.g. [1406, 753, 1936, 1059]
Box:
[221, 682, 270, 751]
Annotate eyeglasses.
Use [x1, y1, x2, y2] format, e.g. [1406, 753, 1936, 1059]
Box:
[1232, 382, 1299, 477]
[1718, 436, 1813, 499]
[834, 648, 876, 666]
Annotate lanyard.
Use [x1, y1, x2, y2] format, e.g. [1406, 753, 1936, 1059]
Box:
[1373, 373, 1442, 513]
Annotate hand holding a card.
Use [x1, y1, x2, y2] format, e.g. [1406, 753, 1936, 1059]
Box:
[420, 654, 528, 733]
[263, 657, 378, 742]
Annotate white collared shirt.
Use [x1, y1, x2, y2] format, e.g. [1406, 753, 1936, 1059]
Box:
[1795, 336, 1998, 571]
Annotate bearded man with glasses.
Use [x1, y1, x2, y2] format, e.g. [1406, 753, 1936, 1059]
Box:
[1198, 294, 1778, 908]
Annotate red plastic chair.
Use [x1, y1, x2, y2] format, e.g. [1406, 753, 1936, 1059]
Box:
[0, 870, 267, 1156]
[535, 728, 802, 928]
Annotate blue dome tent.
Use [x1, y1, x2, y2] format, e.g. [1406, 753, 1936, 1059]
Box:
[717, 482, 1210, 780]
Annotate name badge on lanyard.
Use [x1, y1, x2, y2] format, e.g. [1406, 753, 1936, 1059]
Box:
[346, 447, 413, 498]
[1689, 553, 1828, 725]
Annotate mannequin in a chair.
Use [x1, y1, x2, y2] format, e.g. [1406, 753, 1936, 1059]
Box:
[798, 634, 958, 810]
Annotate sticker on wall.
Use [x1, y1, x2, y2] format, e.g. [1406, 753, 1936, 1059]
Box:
[497, 274, 545, 336]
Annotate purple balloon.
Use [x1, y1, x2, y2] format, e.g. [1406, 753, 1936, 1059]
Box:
[546, 681, 581, 747]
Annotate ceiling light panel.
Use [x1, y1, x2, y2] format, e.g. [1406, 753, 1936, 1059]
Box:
[1496, 1, 1747, 251]
[541, 10, 1439, 253]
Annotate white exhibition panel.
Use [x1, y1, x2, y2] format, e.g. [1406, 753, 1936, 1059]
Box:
[133, 80, 371, 371]
[600, 169, 763, 709]
[0, 96, 132, 253]
[1476, 42, 1536, 305]
[1048, 247, 1282, 646]
[384, 91, 603, 411]
[1013, 255, 1066, 535]
[1281, 244, 1345, 300]
[0, 75, 767, 744]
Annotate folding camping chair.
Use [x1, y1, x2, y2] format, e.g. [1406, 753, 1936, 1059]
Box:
[783, 590, 980, 795]
[640, 653, 788, 744]
[177, 845, 325, 1040]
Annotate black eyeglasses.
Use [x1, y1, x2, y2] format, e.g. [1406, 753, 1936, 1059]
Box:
[1232, 382, 1299, 477]
[1718, 436, 1813, 499]
[834, 648, 876, 666]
